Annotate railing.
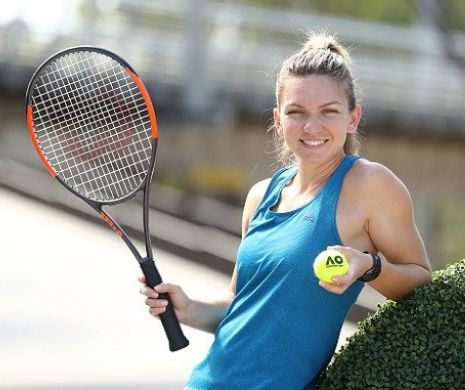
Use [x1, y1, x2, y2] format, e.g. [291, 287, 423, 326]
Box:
[1, 0, 465, 133]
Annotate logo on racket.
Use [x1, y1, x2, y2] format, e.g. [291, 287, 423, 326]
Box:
[100, 211, 123, 237]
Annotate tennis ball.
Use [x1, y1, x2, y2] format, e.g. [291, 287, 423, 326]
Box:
[313, 249, 349, 283]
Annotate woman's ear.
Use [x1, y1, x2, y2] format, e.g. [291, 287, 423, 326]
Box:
[273, 107, 283, 135]
[348, 104, 362, 134]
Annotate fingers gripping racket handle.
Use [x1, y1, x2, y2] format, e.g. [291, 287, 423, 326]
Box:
[140, 258, 189, 351]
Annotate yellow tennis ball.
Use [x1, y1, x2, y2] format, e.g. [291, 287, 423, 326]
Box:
[313, 249, 349, 283]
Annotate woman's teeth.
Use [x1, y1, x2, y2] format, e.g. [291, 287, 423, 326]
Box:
[302, 140, 326, 146]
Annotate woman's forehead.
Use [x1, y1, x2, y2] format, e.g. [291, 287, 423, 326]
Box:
[280, 75, 346, 105]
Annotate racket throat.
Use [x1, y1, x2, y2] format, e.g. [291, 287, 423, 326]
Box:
[99, 210, 124, 238]
[97, 208, 143, 261]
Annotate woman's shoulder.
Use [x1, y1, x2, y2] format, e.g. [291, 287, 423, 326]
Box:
[248, 178, 272, 198]
[348, 157, 411, 202]
[242, 178, 271, 235]
[245, 165, 295, 206]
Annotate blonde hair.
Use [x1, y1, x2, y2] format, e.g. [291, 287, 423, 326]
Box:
[272, 32, 362, 165]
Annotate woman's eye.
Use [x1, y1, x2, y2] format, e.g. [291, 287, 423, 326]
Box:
[323, 108, 338, 114]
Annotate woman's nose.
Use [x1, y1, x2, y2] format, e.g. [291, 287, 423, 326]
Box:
[302, 115, 321, 132]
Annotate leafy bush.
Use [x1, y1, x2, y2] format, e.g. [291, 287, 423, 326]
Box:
[316, 259, 465, 389]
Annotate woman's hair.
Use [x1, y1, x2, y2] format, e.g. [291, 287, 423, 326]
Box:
[272, 31, 362, 165]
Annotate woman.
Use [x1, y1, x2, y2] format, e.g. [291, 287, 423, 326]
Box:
[139, 32, 432, 389]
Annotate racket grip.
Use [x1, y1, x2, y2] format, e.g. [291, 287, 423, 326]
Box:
[140, 258, 189, 352]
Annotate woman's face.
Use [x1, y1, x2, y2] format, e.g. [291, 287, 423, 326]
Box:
[274, 75, 361, 165]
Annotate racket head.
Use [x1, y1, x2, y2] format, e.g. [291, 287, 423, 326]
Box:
[26, 46, 158, 205]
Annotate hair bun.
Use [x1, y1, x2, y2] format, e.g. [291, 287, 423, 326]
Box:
[303, 32, 350, 63]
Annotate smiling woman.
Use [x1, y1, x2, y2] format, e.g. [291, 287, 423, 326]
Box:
[139, 31, 432, 390]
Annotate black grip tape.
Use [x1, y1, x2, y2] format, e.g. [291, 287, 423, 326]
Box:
[140, 258, 189, 351]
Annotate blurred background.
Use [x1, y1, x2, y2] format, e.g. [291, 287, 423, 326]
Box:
[1, 0, 464, 388]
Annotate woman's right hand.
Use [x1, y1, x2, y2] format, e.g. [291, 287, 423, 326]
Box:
[138, 276, 192, 324]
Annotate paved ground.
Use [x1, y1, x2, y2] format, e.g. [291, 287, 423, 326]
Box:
[0, 186, 377, 389]
[0, 186, 228, 389]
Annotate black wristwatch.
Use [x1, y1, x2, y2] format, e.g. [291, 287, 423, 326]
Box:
[359, 252, 382, 282]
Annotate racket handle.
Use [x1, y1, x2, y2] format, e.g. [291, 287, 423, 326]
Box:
[140, 258, 190, 352]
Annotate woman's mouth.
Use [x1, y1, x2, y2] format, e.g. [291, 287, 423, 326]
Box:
[300, 139, 329, 147]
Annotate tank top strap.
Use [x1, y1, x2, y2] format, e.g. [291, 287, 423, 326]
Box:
[320, 154, 360, 215]
[253, 165, 298, 217]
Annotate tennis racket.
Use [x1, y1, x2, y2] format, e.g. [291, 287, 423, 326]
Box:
[25, 46, 189, 352]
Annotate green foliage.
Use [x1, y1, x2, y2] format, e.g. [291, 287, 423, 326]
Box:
[297, 0, 414, 25]
[225, 0, 414, 25]
[222, 0, 465, 31]
[316, 259, 465, 389]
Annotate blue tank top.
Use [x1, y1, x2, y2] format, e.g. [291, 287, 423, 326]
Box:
[185, 155, 364, 390]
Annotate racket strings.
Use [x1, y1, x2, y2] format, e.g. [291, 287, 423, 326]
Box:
[33, 83, 143, 132]
[78, 53, 152, 199]
[37, 58, 123, 130]
[66, 143, 152, 188]
[34, 95, 146, 150]
[35, 55, 125, 93]
[33, 68, 141, 128]
[37, 105, 149, 163]
[31, 51, 153, 202]
[33, 51, 150, 200]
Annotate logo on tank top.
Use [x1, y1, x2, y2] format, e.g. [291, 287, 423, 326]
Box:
[302, 212, 315, 222]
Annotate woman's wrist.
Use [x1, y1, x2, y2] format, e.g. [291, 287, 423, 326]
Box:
[185, 298, 231, 333]
[359, 252, 382, 282]
[357, 252, 373, 278]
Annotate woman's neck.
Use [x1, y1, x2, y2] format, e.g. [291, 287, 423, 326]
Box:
[293, 154, 346, 195]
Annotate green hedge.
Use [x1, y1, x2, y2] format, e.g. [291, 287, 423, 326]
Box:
[316, 259, 465, 389]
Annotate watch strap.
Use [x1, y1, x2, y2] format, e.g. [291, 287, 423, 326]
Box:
[360, 251, 382, 282]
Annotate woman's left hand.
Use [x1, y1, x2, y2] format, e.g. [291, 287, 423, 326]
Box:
[318, 245, 372, 294]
